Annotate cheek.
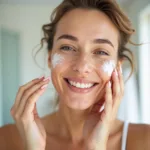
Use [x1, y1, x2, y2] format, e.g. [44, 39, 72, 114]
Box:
[51, 53, 70, 92]
[51, 53, 65, 69]
[99, 60, 116, 78]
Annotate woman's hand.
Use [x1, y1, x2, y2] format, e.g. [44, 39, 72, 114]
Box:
[84, 63, 124, 150]
[10, 76, 50, 150]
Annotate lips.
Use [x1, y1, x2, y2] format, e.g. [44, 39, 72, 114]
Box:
[64, 78, 99, 93]
[64, 77, 99, 84]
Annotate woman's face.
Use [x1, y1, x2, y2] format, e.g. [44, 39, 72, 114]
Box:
[48, 8, 119, 110]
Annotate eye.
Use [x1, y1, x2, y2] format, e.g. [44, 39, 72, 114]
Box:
[94, 50, 109, 56]
[60, 46, 74, 51]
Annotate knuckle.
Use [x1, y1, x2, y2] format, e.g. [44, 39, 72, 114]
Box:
[28, 97, 34, 104]
[10, 109, 14, 116]
[10, 107, 16, 117]
[24, 90, 30, 97]
[18, 86, 24, 92]
[27, 91, 39, 104]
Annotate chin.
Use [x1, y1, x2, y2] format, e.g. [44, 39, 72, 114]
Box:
[61, 95, 96, 110]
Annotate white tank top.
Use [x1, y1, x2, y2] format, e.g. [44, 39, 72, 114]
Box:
[121, 121, 129, 150]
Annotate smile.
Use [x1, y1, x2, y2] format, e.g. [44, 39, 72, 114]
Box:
[64, 78, 99, 93]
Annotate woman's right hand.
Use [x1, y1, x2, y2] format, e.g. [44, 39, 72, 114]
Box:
[83, 64, 123, 150]
[10, 76, 50, 150]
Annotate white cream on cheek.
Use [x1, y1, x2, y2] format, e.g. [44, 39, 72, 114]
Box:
[51, 53, 65, 68]
[101, 60, 116, 76]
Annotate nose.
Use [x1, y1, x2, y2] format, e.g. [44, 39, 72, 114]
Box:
[72, 54, 93, 75]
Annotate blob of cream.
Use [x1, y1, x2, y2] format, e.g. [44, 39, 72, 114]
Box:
[101, 60, 116, 76]
[52, 53, 65, 68]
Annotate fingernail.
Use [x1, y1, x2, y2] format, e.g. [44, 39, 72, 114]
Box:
[43, 76, 51, 81]
[41, 84, 48, 89]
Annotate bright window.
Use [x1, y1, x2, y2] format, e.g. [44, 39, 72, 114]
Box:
[139, 5, 150, 123]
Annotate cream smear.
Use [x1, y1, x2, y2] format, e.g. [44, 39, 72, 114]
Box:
[101, 60, 116, 76]
[52, 53, 64, 68]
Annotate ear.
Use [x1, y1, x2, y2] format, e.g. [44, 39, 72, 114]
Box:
[48, 50, 52, 69]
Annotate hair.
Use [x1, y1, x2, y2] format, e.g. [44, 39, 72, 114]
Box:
[34, 0, 136, 108]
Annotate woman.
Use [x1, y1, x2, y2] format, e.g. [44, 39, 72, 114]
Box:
[0, 0, 150, 150]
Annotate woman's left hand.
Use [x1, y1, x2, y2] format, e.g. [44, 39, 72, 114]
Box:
[83, 63, 124, 150]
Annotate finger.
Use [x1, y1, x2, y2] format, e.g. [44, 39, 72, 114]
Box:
[102, 81, 112, 123]
[17, 78, 50, 118]
[33, 103, 39, 118]
[33, 103, 46, 138]
[12, 77, 45, 113]
[21, 84, 48, 122]
[112, 69, 122, 116]
[112, 69, 120, 104]
[91, 103, 104, 113]
[118, 62, 124, 95]
[91, 96, 105, 113]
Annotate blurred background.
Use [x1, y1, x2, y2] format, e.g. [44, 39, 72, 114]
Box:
[0, 0, 150, 127]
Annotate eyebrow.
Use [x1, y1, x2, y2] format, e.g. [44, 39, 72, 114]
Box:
[57, 34, 114, 48]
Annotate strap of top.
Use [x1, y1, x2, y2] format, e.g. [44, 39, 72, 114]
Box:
[121, 121, 129, 150]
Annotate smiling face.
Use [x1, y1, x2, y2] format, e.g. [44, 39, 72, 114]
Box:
[48, 8, 119, 110]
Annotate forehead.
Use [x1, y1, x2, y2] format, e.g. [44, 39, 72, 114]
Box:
[55, 8, 119, 49]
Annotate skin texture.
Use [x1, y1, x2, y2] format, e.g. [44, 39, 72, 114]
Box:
[0, 8, 150, 150]
[48, 8, 120, 143]
[49, 9, 119, 111]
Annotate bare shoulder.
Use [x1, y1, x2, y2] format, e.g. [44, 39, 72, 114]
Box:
[0, 113, 56, 150]
[127, 122, 150, 150]
[0, 124, 24, 150]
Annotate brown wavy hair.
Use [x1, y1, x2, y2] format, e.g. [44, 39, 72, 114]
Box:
[34, 0, 136, 108]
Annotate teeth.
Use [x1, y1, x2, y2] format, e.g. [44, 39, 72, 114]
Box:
[68, 80, 94, 88]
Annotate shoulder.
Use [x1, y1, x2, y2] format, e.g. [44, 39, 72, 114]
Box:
[0, 124, 23, 150]
[127, 122, 150, 150]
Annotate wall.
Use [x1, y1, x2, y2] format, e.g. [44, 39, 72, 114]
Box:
[0, 4, 59, 126]
[0, 28, 3, 126]
[120, 0, 150, 122]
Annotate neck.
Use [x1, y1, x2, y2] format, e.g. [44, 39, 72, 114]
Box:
[55, 100, 123, 145]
